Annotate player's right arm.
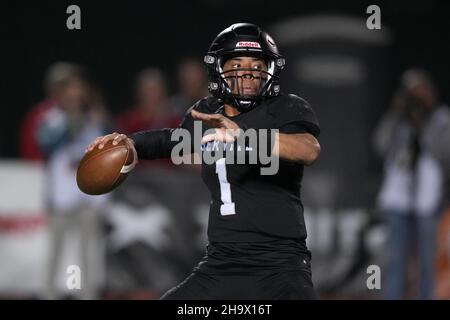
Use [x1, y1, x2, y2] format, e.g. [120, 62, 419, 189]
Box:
[86, 104, 196, 160]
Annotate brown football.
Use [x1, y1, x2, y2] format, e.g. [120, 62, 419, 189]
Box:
[76, 139, 135, 195]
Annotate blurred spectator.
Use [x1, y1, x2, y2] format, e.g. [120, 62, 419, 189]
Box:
[170, 58, 209, 115]
[116, 68, 180, 134]
[20, 63, 81, 160]
[116, 68, 181, 169]
[373, 68, 450, 299]
[37, 63, 110, 299]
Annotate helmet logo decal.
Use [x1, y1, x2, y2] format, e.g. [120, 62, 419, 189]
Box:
[236, 41, 261, 48]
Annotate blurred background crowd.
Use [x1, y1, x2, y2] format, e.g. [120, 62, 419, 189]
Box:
[1, 0, 450, 299]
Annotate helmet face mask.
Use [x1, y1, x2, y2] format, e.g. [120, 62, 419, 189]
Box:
[204, 23, 285, 112]
[220, 57, 270, 104]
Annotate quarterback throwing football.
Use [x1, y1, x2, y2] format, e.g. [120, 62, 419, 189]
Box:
[87, 23, 321, 299]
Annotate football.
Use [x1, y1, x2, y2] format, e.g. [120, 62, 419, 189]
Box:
[76, 139, 135, 195]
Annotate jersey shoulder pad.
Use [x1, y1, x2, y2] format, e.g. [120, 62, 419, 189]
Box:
[266, 93, 310, 117]
[268, 93, 320, 136]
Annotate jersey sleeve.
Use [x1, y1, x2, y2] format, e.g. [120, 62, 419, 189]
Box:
[272, 94, 320, 138]
[129, 99, 202, 159]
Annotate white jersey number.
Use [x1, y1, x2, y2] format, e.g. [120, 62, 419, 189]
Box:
[215, 158, 236, 215]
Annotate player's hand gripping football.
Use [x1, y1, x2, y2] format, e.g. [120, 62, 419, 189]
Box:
[86, 132, 138, 166]
[191, 110, 242, 144]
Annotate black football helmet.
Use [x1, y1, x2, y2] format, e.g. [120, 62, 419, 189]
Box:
[204, 23, 285, 112]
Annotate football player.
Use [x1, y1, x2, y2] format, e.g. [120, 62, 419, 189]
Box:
[87, 23, 321, 299]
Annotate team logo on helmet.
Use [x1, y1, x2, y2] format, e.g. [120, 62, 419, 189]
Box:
[236, 41, 261, 48]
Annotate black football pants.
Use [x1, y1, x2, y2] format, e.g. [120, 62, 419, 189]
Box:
[160, 268, 318, 300]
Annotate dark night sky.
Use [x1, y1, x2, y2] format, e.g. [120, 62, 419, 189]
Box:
[2, 0, 450, 157]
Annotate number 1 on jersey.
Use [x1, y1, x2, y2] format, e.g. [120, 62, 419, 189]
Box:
[215, 158, 236, 215]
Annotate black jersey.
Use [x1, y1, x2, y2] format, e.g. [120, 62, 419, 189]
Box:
[177, 93, 320, 244]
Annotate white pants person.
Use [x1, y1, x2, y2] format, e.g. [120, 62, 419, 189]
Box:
[46, 205, 104, 299]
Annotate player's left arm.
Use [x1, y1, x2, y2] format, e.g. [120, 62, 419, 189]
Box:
[272, 132, 320, 165]
[192, 97, 321, 165]
[271, 96, 321, 165]
[192, 109, 320, 165]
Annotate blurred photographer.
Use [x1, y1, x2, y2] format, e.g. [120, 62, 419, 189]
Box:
[373, 68, 450, 299]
